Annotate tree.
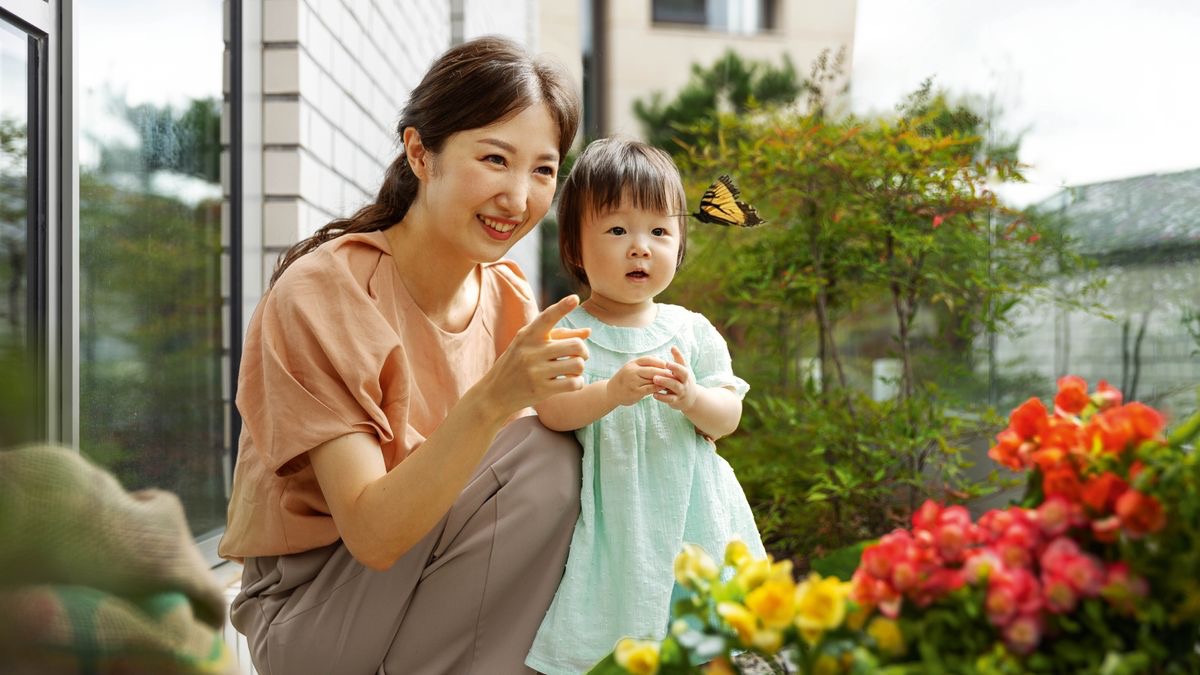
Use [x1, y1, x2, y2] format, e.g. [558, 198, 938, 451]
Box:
[633, 50, 807, 152]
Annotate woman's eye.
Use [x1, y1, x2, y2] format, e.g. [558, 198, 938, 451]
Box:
[607, 227, 626, 235]
[534, 165, 556, 177]
[483, 154, 506, 165]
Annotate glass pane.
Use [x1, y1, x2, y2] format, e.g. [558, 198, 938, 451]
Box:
[654, 0, 707, 24]
[0, 20, 28, 351]
[79, 0, 227, 536]
[0, 18, 37, 447]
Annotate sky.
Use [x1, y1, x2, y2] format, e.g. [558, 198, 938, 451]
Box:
[849, 0, 1200, 206]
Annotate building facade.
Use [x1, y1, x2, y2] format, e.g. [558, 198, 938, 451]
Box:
[584, 0, 858, 138]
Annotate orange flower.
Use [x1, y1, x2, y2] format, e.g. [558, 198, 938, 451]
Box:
[1081, 472, 1128, 515]
[1125, 402, 1166, 442]
[1115, 490, 1166, 537]
[1042, 463, 1082, 502]
[1093, 380, 1123, 410]
[989, 429, 1027, 471]
[1054, 375, 1089, 415]
[1010, 397, 1047, 439]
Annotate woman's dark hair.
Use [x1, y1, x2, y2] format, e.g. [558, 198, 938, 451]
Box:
[557, 138, 688, 288]
[270, 36, 581, 286]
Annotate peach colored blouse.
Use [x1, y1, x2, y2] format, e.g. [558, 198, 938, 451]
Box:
[219, 231, 537, 559]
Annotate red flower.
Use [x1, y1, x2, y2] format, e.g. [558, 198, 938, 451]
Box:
[1100, 562, 1149, 613]
[1125, 402, 1166, 442]
[932, 214, 945, 228]
[1035, 496, 1082, 537]
[1115, 490, 1166, 537]
[1054, 375, 1089, 415]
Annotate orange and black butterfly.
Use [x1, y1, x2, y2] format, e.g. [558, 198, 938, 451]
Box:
[692, 175, 765, 227]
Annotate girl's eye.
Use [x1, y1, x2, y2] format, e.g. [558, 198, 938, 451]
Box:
[483, 154, 506, 165]
[607, 226, 626, 235]
[652, 227, 668, 236]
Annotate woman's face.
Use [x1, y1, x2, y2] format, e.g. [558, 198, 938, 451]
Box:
[410, 103, 561, 264]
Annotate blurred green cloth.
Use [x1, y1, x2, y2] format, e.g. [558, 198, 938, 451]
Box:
[0, 445, 234, 674]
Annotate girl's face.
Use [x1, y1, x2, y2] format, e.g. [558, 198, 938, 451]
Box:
[409, 103, 560, 265]
[580, 198, 681, 312]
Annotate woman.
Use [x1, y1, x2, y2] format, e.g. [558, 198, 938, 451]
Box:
[219, 37, 586, 674]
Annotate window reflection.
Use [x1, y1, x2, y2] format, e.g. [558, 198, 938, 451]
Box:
[1, 19, 28, 351]
[1, 17, 37, 448]
[78, 0, 227, 536]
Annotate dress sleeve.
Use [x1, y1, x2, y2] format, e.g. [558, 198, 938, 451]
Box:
[691, 314, 750, 400]
[238, 254, 404, 476]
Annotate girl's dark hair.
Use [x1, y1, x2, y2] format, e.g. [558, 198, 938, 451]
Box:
[271, 36, 581, 286]
[557, 138, 688, 287]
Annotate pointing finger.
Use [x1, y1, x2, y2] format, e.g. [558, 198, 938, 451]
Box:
[527, 294, 580, 338]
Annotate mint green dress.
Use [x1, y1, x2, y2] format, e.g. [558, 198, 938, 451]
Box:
[525, 304, 766, 675]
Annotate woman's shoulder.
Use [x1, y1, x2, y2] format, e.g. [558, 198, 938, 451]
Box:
[272, 232, 389, 299]
[482, 259, 535, 304]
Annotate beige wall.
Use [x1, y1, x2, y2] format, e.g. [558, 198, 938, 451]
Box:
[603, 0, 857, 138]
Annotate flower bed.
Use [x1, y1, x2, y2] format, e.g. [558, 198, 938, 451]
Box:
[589, 378, 1200, 674]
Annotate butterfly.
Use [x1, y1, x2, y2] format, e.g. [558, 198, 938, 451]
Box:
[691, 174, 766, 227]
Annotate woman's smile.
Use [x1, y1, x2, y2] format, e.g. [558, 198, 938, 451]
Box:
[479, 214, 521, 240]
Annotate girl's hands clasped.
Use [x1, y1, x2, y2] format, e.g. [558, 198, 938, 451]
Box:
[652, 346, 698, 412]
[484, 294, 591, 414]
[606, 356, 673, 407]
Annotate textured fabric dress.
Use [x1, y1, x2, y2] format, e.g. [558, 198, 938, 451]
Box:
[526, 304, 766, 675]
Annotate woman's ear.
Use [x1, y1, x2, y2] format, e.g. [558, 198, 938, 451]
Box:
[402, 127, 430, 180]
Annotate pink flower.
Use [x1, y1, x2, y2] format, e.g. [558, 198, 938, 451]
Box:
[1003, 613, 1043, 655]
[1100, 562, 1149, 613]
[986, 567, 1041, 627]
[1035, 496, 1079, 538]
[1041, 573, 1078, 613]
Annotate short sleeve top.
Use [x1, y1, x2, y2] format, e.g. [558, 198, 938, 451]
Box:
[218, 231, 538, 559]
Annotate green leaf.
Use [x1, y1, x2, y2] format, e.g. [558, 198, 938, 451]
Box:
[810, 540, 872, 581]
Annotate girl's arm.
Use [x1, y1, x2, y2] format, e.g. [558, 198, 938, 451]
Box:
[654, 346, 743, 440]
[309, 295, 589, 570]
[535, 356, 675, 431]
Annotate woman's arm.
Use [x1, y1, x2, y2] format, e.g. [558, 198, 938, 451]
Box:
[310, 295, 589, 570]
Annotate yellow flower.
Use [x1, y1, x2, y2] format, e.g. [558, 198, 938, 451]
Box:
[674, 543, 719, 589]
[752, 627, 784, 654]
[724, 538, 754, 569]
[716, 601, 759, 647]
[845, 605, 870, 632]
[794, 573, 850, 643]
[745, 577, 797, 629]
[614, 638, 660, 675]
[735, 557, 773, 592]
[866, 616, 906, 657]
[812, 653, 841, 675]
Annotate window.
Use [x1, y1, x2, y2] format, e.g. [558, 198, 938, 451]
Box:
[1, 12, 46, 446]
[652, 0, 777, 33]
[78, 0, 228, 537]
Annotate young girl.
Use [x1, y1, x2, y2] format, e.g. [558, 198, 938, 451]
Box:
[525, 138, 766, 674]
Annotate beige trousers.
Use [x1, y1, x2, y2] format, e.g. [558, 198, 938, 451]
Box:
[229, 417, 582, 675]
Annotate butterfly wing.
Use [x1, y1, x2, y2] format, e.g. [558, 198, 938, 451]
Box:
[692, 174, 766, 227]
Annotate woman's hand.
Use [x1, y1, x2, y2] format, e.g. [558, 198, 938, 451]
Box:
[479, 294, 591, 417]
[652, 346, 699, 412]
[606, 356, 672, 407]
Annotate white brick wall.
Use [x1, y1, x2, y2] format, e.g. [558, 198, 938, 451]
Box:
[259, 0, 450, 283]
[258, 0, 547, 298]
